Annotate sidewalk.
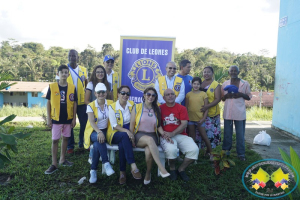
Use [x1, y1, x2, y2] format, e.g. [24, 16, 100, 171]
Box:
[1, 117, 299, 160]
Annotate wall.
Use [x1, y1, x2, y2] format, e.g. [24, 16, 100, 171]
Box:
[0, 93, 3, 107]
[27, 92, 47, 107]
[273, 0, 300, 137]
[2, 92, 28, 106]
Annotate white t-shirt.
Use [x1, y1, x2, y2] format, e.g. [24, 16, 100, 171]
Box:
[86, 81, 94, 91]
[106, 70, 119, 91]
[86, 100, 109, 129]
[108, 100, 132, 128]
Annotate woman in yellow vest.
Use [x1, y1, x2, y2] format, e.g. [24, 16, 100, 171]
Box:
[130, 87, 170, 185]
[107, 86, 141, 184]
[200, 66, 222, 149]
[85, 65, 112, 105]
[84, 83, 114, 184]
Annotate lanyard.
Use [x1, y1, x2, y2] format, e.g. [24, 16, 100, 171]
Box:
[68, 64, 84, 86]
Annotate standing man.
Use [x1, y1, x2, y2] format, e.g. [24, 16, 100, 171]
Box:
[155, 61, 185, 105]
[67, 49, 88, 153]
[159, 89, 199, 181]
[176, 59, 193, 106]
[103, 55, 119, 102]
[221, 65, 251, 161]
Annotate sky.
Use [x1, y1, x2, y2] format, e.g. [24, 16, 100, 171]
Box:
[0, 0, 280, 57]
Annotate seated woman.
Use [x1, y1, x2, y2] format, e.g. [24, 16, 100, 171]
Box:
[107, 86, 142, 184]
[85, 65, 112, 105]
[84, 83, 114, 184]
[130, 87, 170, 185]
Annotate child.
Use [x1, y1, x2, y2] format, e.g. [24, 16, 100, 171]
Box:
[186, 77, 213, 160]
[45, 65, 77, 174]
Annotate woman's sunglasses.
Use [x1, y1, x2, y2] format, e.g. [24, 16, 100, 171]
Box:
[146, 93, 157, 98]
[120, 91, 130, 96]
[96, 90, 106, 94]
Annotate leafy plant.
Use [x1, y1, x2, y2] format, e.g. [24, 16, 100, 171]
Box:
[0, 114, 32, 168]
[279, 146, 300, 199]
[213, 150, 235, 175]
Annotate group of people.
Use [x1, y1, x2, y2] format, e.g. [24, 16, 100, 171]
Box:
[45, 49, 252, 185]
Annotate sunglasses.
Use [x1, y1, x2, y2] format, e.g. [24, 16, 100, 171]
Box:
[168, 67, 177, 70]
[96, 90, 106, 94]
[146, 93, 157, 98]
[106, 60, 114, 64]
[165, 93, 175, 97]
[96, 71, 105, 74]
[120, 91, 130, 96]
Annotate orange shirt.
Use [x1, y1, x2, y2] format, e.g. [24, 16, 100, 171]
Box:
[221, 79, 252, 120]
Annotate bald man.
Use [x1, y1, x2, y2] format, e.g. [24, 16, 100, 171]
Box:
[159, 89, 199, 181]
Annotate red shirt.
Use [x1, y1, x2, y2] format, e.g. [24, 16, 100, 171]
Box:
[160, 103, 189, 135]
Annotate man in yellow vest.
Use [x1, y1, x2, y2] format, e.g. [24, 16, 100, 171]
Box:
[103, 55, 119, 102]
[155, 61, 185, 105]
[67, 49, 88, 153]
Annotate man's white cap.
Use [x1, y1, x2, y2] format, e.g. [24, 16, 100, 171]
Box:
[95, 83, 107, 92]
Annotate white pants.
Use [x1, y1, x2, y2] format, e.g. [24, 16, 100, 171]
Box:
[160, 134, 199, 160]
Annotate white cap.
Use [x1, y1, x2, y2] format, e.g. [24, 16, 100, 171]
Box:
[95, 83, 107, 92]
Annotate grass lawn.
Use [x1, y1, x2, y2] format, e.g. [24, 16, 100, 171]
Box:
[0, 122, 269, 199]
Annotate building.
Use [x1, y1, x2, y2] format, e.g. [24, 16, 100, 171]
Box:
[0, 81, 50, 108]
[273, 1, 300, 138]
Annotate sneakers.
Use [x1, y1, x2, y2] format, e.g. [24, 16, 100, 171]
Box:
[44, 165, 58, 174]
[89, 170, 97, 183]
[238, 156, 246, 161]
[104, 162, 115, 176]
[59, 160, 73, 167]
[67, 149, 74, 154]
[178, 170, 189, 182]
[169, 170, 177, 180]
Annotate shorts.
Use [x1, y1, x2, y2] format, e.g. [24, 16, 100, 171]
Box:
[52, 124, 71, 140]
[188, 121, 205, 127]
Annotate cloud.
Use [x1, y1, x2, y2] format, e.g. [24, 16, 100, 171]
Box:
[262, 0, 280, 13]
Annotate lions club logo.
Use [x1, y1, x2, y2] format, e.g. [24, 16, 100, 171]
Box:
[128, 58, 163, 92]
[69, 93, 75, 101]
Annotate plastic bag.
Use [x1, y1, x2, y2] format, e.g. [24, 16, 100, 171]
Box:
[78, 177, 86, 185]
[253, 130, 271, 146]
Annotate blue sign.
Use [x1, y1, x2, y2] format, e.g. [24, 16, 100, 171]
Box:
[120, 36, 176, 103]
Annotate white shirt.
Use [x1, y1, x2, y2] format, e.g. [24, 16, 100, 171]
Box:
[108, 100, 132, 128]
[155, 75, 185, 104]
[107, 70, 119, 91]
[69, 65, 88, 90]
[86, 100, 109, 129]
[86, 81, 94, 91]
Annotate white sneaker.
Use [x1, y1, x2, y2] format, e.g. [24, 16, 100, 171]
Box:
[104, 162, 115, 176]
[89, 170, 97, 183]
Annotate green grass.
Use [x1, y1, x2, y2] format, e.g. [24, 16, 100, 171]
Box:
[0, 105, 46, 117]
[0, 125, 269, 199]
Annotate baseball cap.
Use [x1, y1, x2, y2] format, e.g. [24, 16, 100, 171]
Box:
[103, 55, 114, 62]
[95, 83, 107, 92]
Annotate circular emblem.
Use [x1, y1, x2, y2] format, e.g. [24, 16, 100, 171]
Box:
[69, 93, 75, 101]
[128, 58, 163, 92]
[242, 159, 299, 199]
[210, 88, 214, 92]
[174, 84, 181, 92]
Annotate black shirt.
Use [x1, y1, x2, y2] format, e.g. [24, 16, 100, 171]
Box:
[46, 84, 77, 124]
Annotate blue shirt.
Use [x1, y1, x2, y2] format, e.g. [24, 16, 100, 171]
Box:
[176, 74, 193, 106]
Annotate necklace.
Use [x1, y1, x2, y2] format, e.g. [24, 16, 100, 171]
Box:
[98, 104, 107, 120]
[144, 105, 153, 117]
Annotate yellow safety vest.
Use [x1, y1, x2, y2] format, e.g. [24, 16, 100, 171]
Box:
[67, 65, 87, 105]
[133, 103, 160, 143]
[49, 83, 75, 121]
[206, 80, 220, 117]
[158, 76, 183, 98]
[83, 99, 113, 149]
[112, 72, 119, 102]
[106, 100, 134, 145]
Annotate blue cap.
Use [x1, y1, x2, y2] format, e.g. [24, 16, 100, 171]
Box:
[224, 85, 239, 93]
[103, 55, 114, 62]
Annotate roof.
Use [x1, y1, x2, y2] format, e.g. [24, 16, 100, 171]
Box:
[0, 81, 51, 92]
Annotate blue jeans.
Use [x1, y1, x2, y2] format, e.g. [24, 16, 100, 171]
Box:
[90, 129, 108, 170]
[111, 124, 135, 171]
[222, 119, 245, 157]
[68, 104, 87, 149]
